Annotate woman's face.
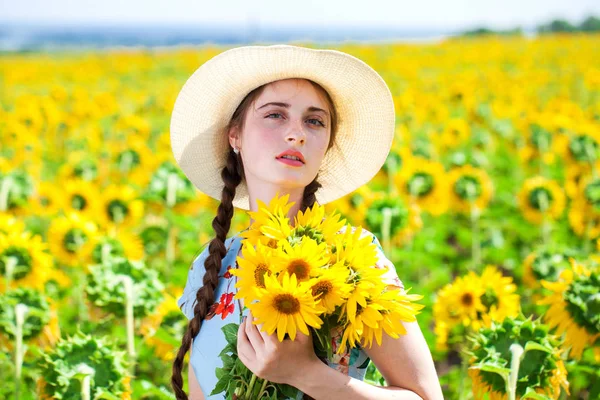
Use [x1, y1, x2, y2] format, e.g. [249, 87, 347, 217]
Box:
[230, 78, 332, 194]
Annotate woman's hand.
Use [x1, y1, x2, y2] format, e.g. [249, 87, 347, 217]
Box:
[237, 309, 321, 385]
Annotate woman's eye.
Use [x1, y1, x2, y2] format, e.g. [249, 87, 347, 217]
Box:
[266, 113, 283, 119]
[307, 118, 325, 127]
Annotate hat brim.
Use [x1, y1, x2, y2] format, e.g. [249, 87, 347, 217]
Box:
[170, 44, 395, 210]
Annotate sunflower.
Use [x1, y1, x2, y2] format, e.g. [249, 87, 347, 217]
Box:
[308, 262, 352, 314]
[28, 181, 62, 217]
[0, 213, 26, 235]
[0, 229, 54, 290]
[250, 272, 325, 342]
[522, 249, 571, 290]
[47, 211, 99, 267]
[517, 176, 565, 224]
[568, 197, 600, 239]
[290, 200, 346, 245]
[37, 331, 131, 400]
[141, 288, 187, 361]
[108, 137, 157, 188]
[478, 265, 520, 326]
[562, 123, 600, 169]
[60, 178, 103, 217]
[231, 241, 280, 301]
[90, 229, 145, 264]
[358, 287, 424, 351]
[97, 184, 145, 230]
[468, 315, 569, 400]
[272, 236, 329, 283]
[362, 191, 422, 246]
[517, 121, 557, 165]
[0, 169, 35, 216]
[371, 146, 415, 191]
[436, 117, 471, 150]
[433, 271, 486, 347]
[538, 258, 600, 360]
[394, 157, 449, 216]
[447, 164, 494, 214]
[239, 192, 293, 248]
[56, 150, 103, 183]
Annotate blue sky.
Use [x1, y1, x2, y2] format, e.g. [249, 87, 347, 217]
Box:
[1, 0, 599, 29]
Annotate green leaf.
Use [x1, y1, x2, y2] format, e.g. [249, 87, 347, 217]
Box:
[210, 374, 232, 396]
[524, 341, 553, 354]
[470, 364, 510, 381]
[222, 323, 239, 346]
[521, 387, 553, 400]
[277, 383, 300, 399]
[219, 342, 236, 358]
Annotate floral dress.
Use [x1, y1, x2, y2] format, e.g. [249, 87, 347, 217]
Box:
[177, 226, 404, 399]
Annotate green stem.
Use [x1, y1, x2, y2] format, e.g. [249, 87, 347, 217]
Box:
[457, 348, 469, 400]
[122, 276, 136, 375]
[15, 303, 29, 400]
[470, 205, 481, 271]
[76, 364, 94, 400]
[245, 373, 258, 400]
[507, 343, 524, 400]
[387, 156, 398, 195]
[4, 255, 17, 291]
[257, 378, 269, 399]
[0, 175, 12, 212]
[77, 268, 87, 325]
[537, 191, 551, 247]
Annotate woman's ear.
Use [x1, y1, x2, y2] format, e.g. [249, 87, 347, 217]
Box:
[228, 126, 240, 150]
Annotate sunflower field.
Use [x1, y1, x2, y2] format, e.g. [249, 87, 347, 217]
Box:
[1, 33, 599, 399]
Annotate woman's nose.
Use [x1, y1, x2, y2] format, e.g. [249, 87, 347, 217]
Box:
[286, 120, 306, 144]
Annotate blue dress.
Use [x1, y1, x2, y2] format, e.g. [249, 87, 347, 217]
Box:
[177, 227, 404, 399]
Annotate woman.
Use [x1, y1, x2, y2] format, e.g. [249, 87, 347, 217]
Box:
[169, 45, 443, 400]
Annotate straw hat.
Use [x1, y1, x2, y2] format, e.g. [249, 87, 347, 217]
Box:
[170, 44, 395, 210]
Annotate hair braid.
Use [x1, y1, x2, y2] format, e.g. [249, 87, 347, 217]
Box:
[300, 175, 322, 212]
[171, 149, 243, 399]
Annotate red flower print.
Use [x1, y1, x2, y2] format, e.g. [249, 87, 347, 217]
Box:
[224, 266, 233, 279]
[214, 292, 235, 319]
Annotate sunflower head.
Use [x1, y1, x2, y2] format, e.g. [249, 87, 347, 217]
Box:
[38, 330, 130, 399]
[0, 287, 51, 342]
[467, 315, 569, 400]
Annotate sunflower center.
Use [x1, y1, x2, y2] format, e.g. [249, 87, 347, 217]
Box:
[531, 252, 566, 281]
[273, 294, 300, 314]
[0, 248, 33, 280]
[528, 187, 553, 211]
[108, 200, 129, 223]
[40, 196, 51, 207]
[366, 198, 409, 238]
[311, 280, 333, 298]
[530, 124, 551, 150]
[267, 238, 278, 249]
[71, 194, 88, 211]
[287, 259, 310, 280]
[117, 150, 141, 172]
[73, 160, 98, 181]
[407, 172, 434, 197]
[454, 175, 482, 201]
[481, 288, 498, 309]
[63, 228, 89, 253]
[569, 134, 598, 163]
[253, 263, 270, 288]
[289, 226, 324, 245]
[461, 293, 474, 307]
[584, 179, 600, 210]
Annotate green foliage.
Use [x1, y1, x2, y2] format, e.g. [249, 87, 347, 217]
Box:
[0, 287, 50, 340]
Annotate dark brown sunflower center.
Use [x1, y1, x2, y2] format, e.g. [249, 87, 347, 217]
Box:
[273, 294, 300, 314]
[461, 293, 474, 306]
[254, 263, 270, 288]
[311, 280, 333, 298]
[267, 239, 278, 249]
[287, 259, 310, 280]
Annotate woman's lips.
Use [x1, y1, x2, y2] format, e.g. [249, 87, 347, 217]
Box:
[277, 157, 304, 167]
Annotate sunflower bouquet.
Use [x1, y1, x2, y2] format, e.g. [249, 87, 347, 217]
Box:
[211, 193, 424, 399]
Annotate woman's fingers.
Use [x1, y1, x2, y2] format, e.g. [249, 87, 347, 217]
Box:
[245, 311, 265, 350]
[237, 317, 255, 362]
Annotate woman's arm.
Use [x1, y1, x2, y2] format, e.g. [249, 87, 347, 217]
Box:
[188, 344, 206, 400]
[288, 320, 444, 400]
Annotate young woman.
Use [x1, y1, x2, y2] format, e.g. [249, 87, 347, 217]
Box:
[169, 45, 443, 400]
